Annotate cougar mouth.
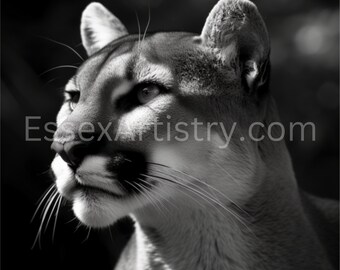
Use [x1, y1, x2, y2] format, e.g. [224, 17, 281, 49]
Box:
[72, 181, 125, 199]
[53, 150, 151, 202]
[72, 151, 149, 198]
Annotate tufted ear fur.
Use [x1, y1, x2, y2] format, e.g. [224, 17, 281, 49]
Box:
[201, 0, 270, 93]
[81, 2, 128, 56]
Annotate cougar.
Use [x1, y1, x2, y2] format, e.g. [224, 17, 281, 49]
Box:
[50, 0, 339, 269]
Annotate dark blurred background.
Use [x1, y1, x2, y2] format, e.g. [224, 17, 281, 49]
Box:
[1, 0, 339, 269]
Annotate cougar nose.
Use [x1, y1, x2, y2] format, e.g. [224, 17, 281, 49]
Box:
[51, 141, 88, 168]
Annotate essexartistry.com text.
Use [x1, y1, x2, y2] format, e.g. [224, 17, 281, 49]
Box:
[25, 116, 316, 149]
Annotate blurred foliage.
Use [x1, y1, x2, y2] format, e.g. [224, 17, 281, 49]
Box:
[2, 0, 339, 269]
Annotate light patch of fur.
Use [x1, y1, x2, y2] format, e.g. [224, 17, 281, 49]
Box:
[52, 155, 76, 200]
[65, 79, 77, 92]
[117, 95, 175, 142]
[110, 81, 134, 101]
[105, 53, 132, 78]
[78, 155, 108, 172]
[134, 221, 172, 270]
[135, 59, 174, 89]
[55, 103, 71, 127]
[208, 132, 262, 202]
[72, 186, 156, 228]
[76, 156, 125, 196]
[150, 142, 211, 182]
[150, 146, 186, 172]
[73, 192, 127, 228]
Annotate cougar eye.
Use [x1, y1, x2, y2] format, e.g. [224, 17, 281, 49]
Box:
[67, 91, 80, 111]
[136, 85, 160, 104]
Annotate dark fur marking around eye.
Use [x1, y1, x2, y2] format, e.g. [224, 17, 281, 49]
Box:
[115, 81, 168, 112]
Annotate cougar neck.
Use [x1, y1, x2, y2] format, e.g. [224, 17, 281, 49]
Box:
[130, 166, 321, 270]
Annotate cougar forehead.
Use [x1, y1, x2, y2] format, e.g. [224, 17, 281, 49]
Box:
[69, 32, 242, 131]
[75, 32, 236, 97]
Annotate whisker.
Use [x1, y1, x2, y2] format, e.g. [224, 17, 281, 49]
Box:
[138, 178, 178, 210]
[134, 181, 166, 216]
[149, 168, 220, 201]
[214, 162, 239, 184]
[40, 65, 78, 76]
[32, 189, 58, 249]
[43, 190, 60, 232]
[152, 168, 237, 217]
[137, 179, 174, 215]
[52, 195, 63, 242]
[122, 181, 149, 217]
[139, 173, 251, 237]
[134, 10, 142, 51]
[142, 173, 254, 234]
[143, 176, 207, 209]
[75, 221, 82, 233]
[142, 0, 151, 43]
[125, 180, 165, 216]
[31, 184, 56, 223]
[42, 77, 62, 88]
[148, 162, 251, 218]
[108, 228, 113, 243]
[82, 227, 91, 243]
[65, 217, 77, 224]
[144, 172, 229, 219]
[36, 168, 52, 177]
[39, 36, 84, 61]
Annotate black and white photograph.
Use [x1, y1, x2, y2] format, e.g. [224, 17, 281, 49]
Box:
[2, 0, 339, 269]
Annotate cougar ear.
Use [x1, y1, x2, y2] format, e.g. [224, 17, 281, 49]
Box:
[81, 2, 128, 56]
[201, 0, 270, 92]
